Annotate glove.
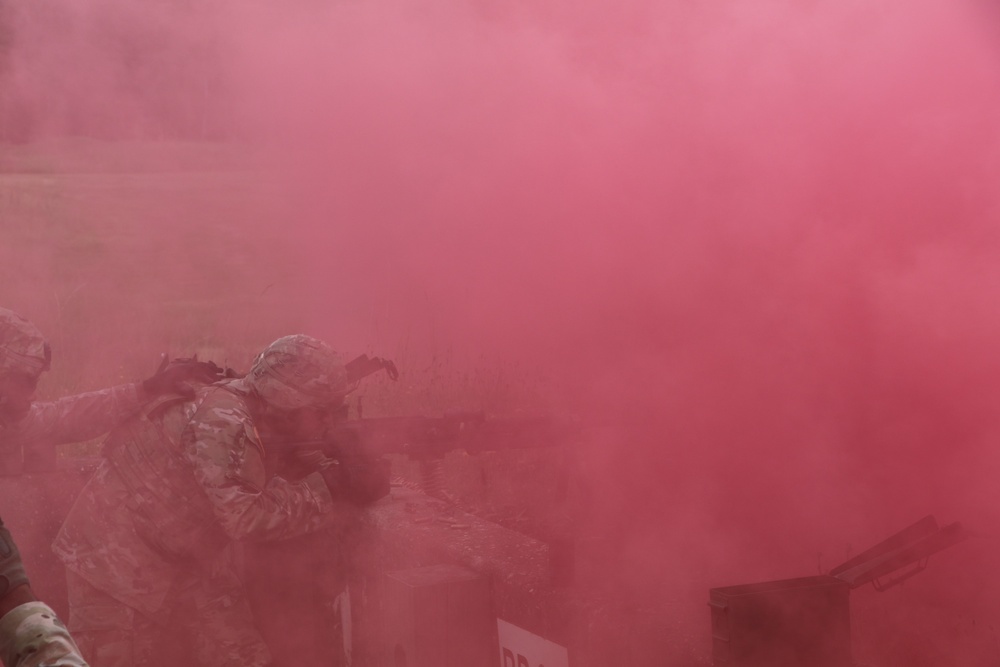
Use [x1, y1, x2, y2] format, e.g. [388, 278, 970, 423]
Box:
[320, 458, 391, 505]
[0, 517, 29, 600]
[141, 355, 226, 399]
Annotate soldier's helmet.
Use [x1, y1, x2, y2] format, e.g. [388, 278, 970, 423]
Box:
[0, 307, 51, 378]
[246, 335, 349, 411]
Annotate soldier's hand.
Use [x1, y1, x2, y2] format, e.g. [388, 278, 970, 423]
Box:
[141, 354, 225, 399]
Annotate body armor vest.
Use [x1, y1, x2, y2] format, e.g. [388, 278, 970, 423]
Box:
[102, 394, 227, 562]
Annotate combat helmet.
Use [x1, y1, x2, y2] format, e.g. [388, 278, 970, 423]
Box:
[246, 335, 349, 411]
[0, 308, 50, 377]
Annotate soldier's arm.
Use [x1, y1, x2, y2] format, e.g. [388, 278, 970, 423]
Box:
[20, 359, 224, 445]
[23, 384, 145, 445]
[184, 398, 347, 542]
[0, 602, 88, 667]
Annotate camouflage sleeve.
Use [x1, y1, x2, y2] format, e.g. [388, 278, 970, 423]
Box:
[184, 395, 339, 542]
[0, 602, 88, 667]
[20, 384, 144, 445]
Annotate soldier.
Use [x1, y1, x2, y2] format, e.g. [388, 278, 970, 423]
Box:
[0, 516, 88, 667]
[0, 306, 223, 468]
[0, 306, 222, 667]
[53, 334, 389, 667]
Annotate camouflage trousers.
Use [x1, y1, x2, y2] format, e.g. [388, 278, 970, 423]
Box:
[66, 570, 272, 667]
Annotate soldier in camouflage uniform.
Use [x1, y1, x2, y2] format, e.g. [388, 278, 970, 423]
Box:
[0, 306, 223, 470]
[0, 306, 221, 667]
[54, 335, 388, 667]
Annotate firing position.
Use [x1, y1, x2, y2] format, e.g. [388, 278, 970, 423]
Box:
[54, 335, 389, 667]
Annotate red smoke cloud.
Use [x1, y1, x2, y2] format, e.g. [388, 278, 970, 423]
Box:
[5, 0, 1000, 663]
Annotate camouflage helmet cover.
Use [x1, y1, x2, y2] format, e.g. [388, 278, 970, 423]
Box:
[0, 307, 50, 377]
[247, 334, 349, 411]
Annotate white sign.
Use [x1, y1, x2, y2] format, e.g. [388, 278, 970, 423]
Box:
[497, 618, 570, 667]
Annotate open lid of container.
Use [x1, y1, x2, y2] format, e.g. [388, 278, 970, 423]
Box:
[828, 515, 967, 590]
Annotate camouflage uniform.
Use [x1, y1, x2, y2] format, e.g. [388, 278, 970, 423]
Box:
[0, 512, 87, 667]
[54, 336, 353, 667]
[0, 602, 88, 667]
[0, 307, 222, 667]
[1, 384, 146, 457]
[0, 306, 149, 467]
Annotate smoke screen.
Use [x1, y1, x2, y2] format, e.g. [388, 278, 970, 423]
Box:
[4, 0, 1000, 664]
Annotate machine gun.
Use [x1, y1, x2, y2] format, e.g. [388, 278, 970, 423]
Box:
[263, 353, 570, 499]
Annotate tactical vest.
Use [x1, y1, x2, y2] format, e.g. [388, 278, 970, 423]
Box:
[102, 394, 228, 563]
